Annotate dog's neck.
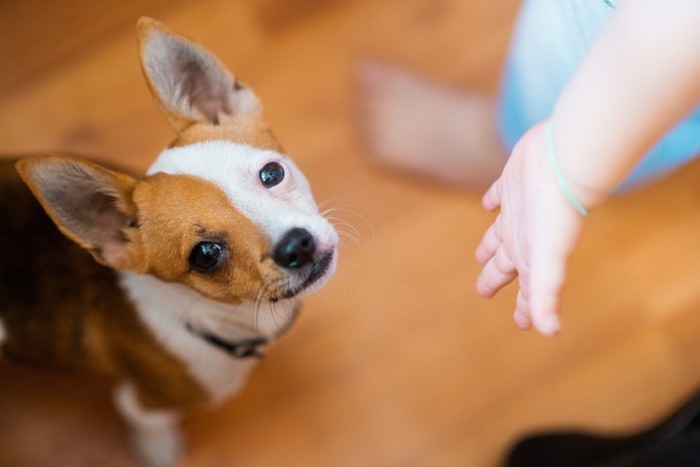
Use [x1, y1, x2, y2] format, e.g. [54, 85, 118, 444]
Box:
[120, 272, 300, 341]
[119, 272, 301, 401]
[185, 323, 268, 359]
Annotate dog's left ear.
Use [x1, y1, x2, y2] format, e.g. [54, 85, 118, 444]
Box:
[137, 17, 261, 132]
[16, 156, 143, 271]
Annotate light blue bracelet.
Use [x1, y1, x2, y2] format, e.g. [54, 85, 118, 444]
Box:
[545, 122, 589, 216]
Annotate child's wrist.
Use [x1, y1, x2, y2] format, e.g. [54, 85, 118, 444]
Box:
[544, 120, 608, 214]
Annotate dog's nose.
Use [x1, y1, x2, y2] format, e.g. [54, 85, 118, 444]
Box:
[274, 228, 316, 269]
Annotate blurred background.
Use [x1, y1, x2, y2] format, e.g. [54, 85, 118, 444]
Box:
[2, 0, 700, 465]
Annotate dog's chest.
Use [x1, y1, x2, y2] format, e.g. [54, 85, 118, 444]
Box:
[120, 272, 298, 402]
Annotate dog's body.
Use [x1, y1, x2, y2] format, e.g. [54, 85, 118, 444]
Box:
[0, 18, 337, 466]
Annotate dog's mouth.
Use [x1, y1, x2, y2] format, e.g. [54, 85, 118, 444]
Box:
[272, 250, 335, 301]
[302, 251, 334, 289]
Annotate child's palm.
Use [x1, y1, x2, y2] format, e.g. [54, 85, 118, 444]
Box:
[475, 122, 584, 335]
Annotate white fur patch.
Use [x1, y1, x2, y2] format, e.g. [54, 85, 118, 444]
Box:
[114, 382, 179, 430]
[120, 271, 297, 402]
[147, 141, 338, 250]
[114, 382, 183, 466]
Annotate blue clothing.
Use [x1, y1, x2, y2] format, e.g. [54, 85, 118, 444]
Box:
[497, 0, 700, 188]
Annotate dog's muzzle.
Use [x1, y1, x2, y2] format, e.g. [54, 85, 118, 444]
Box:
[273, 228, 335, 299]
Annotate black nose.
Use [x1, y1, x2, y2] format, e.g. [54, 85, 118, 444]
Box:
[274, 228, 316, 269]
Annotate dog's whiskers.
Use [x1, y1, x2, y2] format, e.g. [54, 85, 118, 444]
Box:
[328, 220, 362, 246]
[180, 293, 204, 324]
[269, 298, 287, 336]
[320, 202, 374, 249]
[253, 284, 268, 338]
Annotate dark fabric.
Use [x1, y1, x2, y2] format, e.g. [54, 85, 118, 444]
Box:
[505, 390, 700, 467]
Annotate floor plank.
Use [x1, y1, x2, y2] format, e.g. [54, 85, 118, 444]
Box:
[2, 1, 700, 466]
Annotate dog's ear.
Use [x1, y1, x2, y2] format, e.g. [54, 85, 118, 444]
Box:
[137, 17, 261, 132]
[16, 156, 143, 271]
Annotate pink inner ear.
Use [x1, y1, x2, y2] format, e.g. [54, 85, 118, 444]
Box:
[176, 59, 234, 124]
[21, 159, 138, 269]
[142, 29, 260, 127]
[86, 191, 134, 243]
[47, 185, 137, 268]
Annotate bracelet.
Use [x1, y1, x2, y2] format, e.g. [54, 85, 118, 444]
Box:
[545, 121, 589, 216]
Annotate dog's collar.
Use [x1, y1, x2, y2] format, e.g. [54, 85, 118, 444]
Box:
[185, 323, 267, 359]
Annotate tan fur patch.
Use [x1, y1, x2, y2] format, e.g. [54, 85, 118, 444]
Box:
[170, 116, 284, 153]
[133, 173, 284, 303]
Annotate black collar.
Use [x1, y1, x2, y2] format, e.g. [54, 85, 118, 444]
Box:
[185, 323, 268, 359]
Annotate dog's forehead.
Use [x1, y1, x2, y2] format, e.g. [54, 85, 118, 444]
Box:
[149, 139, 278, 177]
[147, 140, 317, 242]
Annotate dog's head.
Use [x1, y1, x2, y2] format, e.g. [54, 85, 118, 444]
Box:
[16, 18, 337, 304]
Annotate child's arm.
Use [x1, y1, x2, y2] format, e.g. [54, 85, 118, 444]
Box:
[554, 0, 700, 207]
[476, 0, 700, 335]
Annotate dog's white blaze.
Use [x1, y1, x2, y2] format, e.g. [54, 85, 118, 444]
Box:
[120, 271, 297, 401]
[147, 141, 338, 249]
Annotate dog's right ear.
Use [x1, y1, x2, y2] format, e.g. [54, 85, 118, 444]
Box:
[16, 156, 144, 272]
[137, 17, 261, 132]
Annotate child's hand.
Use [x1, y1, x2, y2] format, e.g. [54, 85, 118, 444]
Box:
[475, 121, 585, 335]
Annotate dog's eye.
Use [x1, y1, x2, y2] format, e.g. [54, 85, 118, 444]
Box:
[189, 242, 224, 272]
[259, 162, 285, 188]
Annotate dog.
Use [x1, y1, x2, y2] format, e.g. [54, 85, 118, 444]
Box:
[0, 17, 338, 466]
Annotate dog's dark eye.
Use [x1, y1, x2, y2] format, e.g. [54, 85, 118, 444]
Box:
[260, 162, 285, 188]
[189, 242, 224, 272]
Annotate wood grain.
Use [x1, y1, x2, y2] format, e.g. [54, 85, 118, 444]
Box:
[2, 1, 700, 465]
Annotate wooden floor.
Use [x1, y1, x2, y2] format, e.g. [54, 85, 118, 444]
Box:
[2, 1, 700, 465]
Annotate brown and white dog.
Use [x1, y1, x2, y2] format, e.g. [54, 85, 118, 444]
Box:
[0, 18, 337, 466]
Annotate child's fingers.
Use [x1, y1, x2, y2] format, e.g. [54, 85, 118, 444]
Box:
[475, 223, 501, 265]
[482, 178, 501, 211]
[528, 252, 565, 335]
[513, 289, 532, 330]
[476, 246, 517, 297]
